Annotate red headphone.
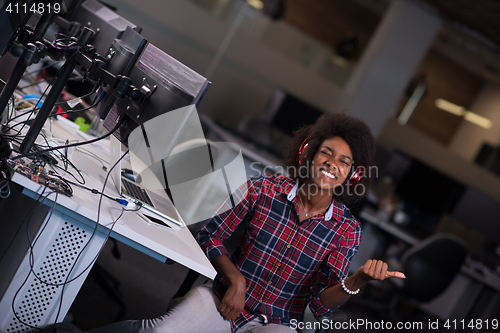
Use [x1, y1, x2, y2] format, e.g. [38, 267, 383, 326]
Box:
[296, 138, 309, 165]
[348, 167, 366, 186]
[296, 137, 366, 186]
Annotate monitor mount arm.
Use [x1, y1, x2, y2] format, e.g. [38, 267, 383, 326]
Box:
[17, 31, 151, 155]
[0, 16, 151, 158]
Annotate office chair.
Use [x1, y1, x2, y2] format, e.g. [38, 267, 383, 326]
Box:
[356, 233, 468, 319]
[398, 233, 468, 302]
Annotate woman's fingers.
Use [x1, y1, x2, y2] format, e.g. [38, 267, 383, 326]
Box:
[364, 259, 375, 277]
[379, 261, 388, 280]
[219, 301, 237, 319]
[386, 271, 406, 279]
[361, 259, 405, 280]
[218, 302, 229, 317]
[373, 260, 384, 280]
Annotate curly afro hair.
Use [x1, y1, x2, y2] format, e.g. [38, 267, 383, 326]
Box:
[282, 113, 377, 204]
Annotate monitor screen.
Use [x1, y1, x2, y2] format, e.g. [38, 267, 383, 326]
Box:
[395, 159, 465, 216]
[0, 0, 36, 56]
[452, 187, 500, 243]
[262, 88, 324, 137]
[102, 41, 210, 146]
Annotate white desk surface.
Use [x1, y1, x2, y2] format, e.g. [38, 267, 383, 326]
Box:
[11, 117, 216, 280]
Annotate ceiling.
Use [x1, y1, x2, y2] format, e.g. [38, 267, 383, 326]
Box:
[419, 0, 500, 51]
[351, 0, 500, 83]
[416, 0, 500, 84]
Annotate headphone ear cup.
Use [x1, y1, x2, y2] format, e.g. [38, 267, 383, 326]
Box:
[296, 139, 309, 165]
[349, 167, 365, 186]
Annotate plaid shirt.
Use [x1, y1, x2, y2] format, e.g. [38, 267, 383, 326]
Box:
[197, 174, 361, 332]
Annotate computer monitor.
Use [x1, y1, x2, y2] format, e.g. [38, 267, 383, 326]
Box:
[99, 37, 210, 195]
[0, 0, 35, 56]
[102, 42, 210, 145]
[452, 187, 500, 243]
[262, 88, 324, 137]
[395, 159, 465, 216]
[393, 158, 466, 238]
[64, 0, 140, 57]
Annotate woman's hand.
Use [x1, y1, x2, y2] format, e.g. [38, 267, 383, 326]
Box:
[356, 259, 405, 283]
[211, 255, 247, 320]
[218, 278, 246, 320]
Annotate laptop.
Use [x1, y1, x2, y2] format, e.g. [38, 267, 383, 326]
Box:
[109, 135, 184, 230]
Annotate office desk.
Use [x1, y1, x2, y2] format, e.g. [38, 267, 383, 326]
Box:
[359, 206, 419, 246]
[0, 118, 216, 332]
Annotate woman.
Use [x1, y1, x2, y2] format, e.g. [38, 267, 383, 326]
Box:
[89, 113, 404, 333]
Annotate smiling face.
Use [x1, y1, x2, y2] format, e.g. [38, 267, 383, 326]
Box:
[307, 136, 353, 192]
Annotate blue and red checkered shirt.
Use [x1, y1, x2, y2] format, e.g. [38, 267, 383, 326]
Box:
[197, 174, 361, 332]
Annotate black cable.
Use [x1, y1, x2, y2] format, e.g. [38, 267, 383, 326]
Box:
[9, 76, 56, 142]
[24, 149, 129, 287]
[2, 85, 101, 139]
[12, 115, 126, 160]
[5, 95, 16, 121]
[48, 91, 103, 118]
[11, 188, 55, 330]
[4, 108, 40, 129]
[61, 178, 118, 202]
[11, 149, 129, 331]
[18, 78, 51, 91]
[20, 60, 63, 79]
[75, 146, 109, 171]
[53, 84, 99, 106]
[9, 34, 91, 145]
[53, 163, 85, 185]
[25, 128, 86, 185]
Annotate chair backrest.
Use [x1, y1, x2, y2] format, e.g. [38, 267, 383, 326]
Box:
[401, 233, 468, 302]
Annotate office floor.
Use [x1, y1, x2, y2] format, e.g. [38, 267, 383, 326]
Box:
[68, 239, 197, 330]
[68, 240, 436, 333]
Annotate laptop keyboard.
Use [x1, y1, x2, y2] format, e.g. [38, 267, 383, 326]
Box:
[122, 178, 154, 207]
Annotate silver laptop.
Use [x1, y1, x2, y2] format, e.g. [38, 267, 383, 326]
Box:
[109, 135, 184, 230]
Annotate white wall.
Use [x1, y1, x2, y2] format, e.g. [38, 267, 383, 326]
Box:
[343, 0, 441, 137]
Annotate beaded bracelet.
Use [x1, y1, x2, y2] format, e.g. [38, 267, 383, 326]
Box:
[341, 278, 360, 295]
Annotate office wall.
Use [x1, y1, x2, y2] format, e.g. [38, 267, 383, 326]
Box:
[99, 0, 500, 205]
[394, 49, 484, 145]
[378, 118, 500, 203]
[449, 82, 500, 162]
[101, 0, 348, 128]
[343, 0, 441, 137]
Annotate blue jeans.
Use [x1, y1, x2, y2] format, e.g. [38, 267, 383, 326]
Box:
[88, 283, 296, 333]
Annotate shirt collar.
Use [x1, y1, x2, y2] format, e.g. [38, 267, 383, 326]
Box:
[284, 180, 342, 222]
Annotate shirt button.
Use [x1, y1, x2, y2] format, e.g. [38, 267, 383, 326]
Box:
[258, 299, 262, 303]
[268, 281, 272, 284]
[277, 263, 281, 267]
[287, 244, 291, 248]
